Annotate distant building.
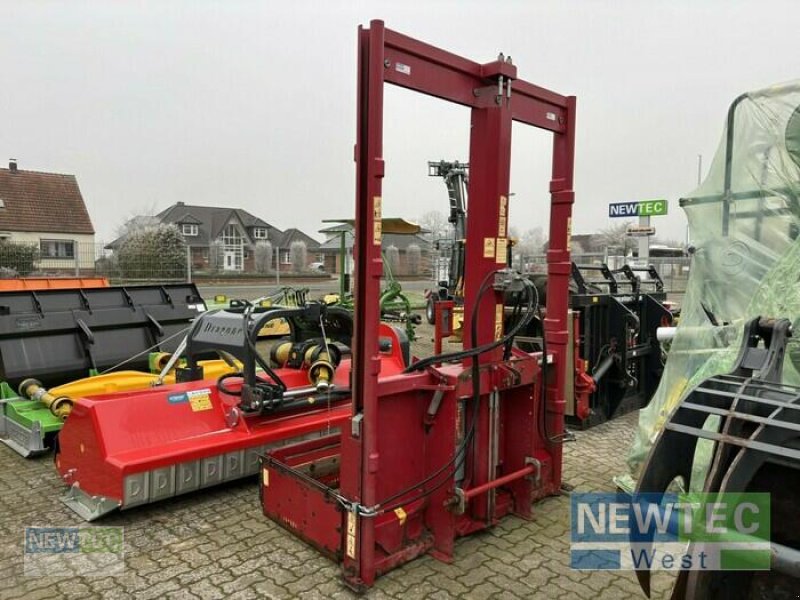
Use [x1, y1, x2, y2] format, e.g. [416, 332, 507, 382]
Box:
[318, 223, 429, 277]
[0, 159, 95, 273]
[108, 202, 320, 273]
[276, 228, 322, 272]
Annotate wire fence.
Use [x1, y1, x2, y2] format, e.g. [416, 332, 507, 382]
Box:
[0, 241, 428, 284]
[0, 240, 691, 296]
[0, 241, 188, 282]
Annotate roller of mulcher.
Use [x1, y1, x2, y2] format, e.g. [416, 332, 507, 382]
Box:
[55, 301, 409, 520]
[634, 317, 800, 599]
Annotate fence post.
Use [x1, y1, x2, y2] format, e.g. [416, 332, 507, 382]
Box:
[275, 246, 280, 286]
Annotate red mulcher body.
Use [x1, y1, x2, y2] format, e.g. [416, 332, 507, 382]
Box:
[55, 301, 410, 520]
[260, 20, 577, 590]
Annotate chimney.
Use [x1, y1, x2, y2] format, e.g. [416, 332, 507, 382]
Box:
[177, 201, 185, 206]
[8, 159, 17, 173]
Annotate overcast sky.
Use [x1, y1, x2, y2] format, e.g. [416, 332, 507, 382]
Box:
[1, 1, 797, 245]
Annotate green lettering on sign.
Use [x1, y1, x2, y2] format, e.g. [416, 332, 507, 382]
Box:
[638, 199, 668, 216]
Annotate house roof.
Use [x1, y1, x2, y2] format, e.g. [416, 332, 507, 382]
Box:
[175, 212, 202, 225]
[0, 166, 94, 235]
[278, 228, 320, 249]
[320, 218, 421, 235]
[318, 227, 427, 252]
[154, 202, 280, 246]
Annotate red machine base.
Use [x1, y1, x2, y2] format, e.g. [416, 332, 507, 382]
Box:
[260, 352, 560, 590]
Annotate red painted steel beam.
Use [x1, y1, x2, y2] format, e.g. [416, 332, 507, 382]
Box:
[544, 95, 577, 484]
[348, 21, 387, 587]
[382, 26, 566, 134]
[462, 98, 512, 355]
[463, 465, 535, 500]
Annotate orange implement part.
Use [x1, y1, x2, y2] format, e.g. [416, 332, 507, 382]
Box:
[0, 277, 109, 291]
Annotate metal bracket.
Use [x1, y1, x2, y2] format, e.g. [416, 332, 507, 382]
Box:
[351, 413, 363, 438]
[424, 389, 445, 432]
[525, 457, 542, 487]
[225, 406, 241, 428]
[61, 483, 121, 522]
[450, 487, 466, 515]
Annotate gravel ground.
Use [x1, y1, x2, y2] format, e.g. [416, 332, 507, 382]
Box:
[0, 318, 673, 599]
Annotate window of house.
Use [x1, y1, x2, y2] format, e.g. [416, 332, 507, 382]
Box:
[222, 223, 245, 270]
[182, 224, 198, 236]
[40, 239, 75, 259]
[281, 251, 290, 264]
[253, 227, 268, 239]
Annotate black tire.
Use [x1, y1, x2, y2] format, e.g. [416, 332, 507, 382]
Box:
[426, 298, 436, 324]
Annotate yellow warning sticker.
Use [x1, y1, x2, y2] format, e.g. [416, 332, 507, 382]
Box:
[188, 389, 213, 412]
[496, 238, 508, 264]
[394, 507, 407, 526]
[373, 196, 382, 245]
[346, 511, 357, 559]
[483, 237, 496, 258]
[499, 195, 508, 236]
[566, 217, 572, 251]
[495, 303, 504, 340]
[262, 468, 269, 487]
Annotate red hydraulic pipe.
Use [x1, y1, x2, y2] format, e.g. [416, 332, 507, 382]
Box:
[463, 465, 535, 500]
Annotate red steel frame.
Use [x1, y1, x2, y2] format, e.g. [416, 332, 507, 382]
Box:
[261, 20, 576, 590]
[349, 20, 576, 586]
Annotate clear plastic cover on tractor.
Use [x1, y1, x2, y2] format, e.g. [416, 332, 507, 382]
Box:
[617, 80, 800, 492]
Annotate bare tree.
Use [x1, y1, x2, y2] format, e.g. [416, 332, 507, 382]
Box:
[384, 245, 400, 276]
[406, 244, 421, 276]
[113, 202, 161, 239]
[254, 241, 272, 274]
[290, 241, 307, 273]
[418, 210, 450, 241]
[208, 239, 224, 273]
[512, 226, 547, 270]
[597, 221, 636, 255]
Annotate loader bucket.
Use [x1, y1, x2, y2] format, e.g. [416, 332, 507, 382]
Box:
[0, 284, 210, 456]
[633, 317, 800, 599]
[0, 284, 206, 388]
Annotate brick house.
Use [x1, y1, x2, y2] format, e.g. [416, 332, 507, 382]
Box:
[109, 202, 320, 274]
[276, 228, 322, 272]
[0, 160, 95, 273]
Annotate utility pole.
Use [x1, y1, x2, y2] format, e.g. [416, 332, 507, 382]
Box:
[687, 154, 702, 246]
[697, 154, 703, 185]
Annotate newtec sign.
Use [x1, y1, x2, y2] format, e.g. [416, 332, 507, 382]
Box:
[608, 200, 668, 218]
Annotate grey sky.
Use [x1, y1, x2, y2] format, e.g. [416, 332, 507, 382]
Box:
[1, 1, 797, 245]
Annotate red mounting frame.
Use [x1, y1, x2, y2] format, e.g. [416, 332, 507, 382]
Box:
[350, 18, 575, 578]
[260, 19, 576, 590]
